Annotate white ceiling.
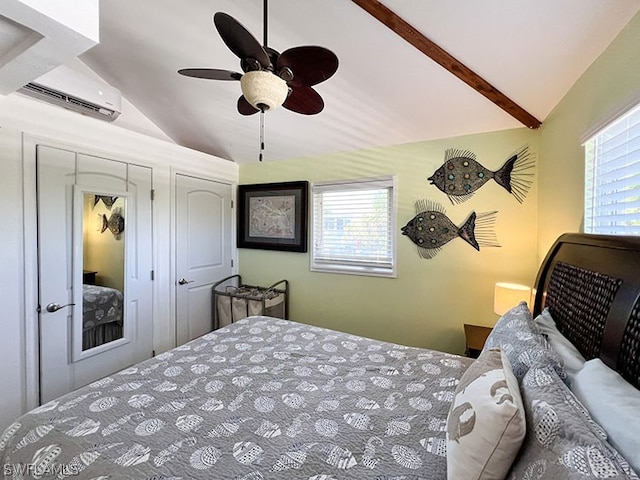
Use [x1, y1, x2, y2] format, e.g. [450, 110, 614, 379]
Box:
[0, 0, 98, 94]
[77, 1, 639, 164]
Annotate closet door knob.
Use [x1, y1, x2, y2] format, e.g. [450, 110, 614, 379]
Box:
[178, 278, 195, 285]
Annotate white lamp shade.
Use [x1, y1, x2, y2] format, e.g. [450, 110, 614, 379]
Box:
[494, 282, 532, 315]
[240, 71, 288, 111]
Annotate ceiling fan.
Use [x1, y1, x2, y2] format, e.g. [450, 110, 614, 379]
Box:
[178, 0, 339, 158]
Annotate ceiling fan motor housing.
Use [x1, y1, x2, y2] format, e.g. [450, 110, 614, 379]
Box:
[240, 71, 288, 111]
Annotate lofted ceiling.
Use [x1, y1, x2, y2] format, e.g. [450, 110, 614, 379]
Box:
[77, 1, 639, 164]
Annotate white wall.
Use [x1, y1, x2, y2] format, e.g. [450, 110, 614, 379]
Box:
[63, 58, 177, 144]
[0, 92, 238, 432]
[0, 127, 27, 430]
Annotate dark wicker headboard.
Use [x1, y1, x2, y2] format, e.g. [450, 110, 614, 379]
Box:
[533, 233, 640, 389]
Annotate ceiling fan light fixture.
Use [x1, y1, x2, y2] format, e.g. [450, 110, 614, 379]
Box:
[240, 71, 288, 111]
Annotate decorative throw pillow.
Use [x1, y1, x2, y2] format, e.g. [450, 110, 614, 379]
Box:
[508, 365, 638, 480]
[572, 358, 640, 475]
[534, 308, 586, 382]
[483, 301, 566, 383]
[446, 348, 526, 480]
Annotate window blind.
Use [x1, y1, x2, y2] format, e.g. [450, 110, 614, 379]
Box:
[585, 103, 640, 236]
[311, 177, 396, 276]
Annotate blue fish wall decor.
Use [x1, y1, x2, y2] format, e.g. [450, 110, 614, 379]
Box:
[401, 200, 500, 259]
[428, 145, 534, 204]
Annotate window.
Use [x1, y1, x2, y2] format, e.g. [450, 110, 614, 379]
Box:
[584, 102, 640, 235]
[311, 176, 397, 277]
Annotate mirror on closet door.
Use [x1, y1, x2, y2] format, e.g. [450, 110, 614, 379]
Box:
[73, 189, 129, 360]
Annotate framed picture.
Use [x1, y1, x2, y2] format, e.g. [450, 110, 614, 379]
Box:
[237, 181, 308, 252]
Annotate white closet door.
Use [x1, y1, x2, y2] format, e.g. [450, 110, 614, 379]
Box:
[175, 174, 232, 345]
[38, 145, 153, 403]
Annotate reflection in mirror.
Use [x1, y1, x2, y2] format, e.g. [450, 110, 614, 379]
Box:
[81, 193, 126, 351]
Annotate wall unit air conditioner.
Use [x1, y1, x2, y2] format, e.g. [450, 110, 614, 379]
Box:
[19, 65, 122, 122]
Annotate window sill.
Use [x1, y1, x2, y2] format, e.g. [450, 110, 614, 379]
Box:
[310, 263, 396, 278]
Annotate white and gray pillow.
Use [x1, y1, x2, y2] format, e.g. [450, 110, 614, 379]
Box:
[508, 364, 638, 480]
[534, 307, 586, 382]
[446, 348, 526, 480]
[483, 302, 566, 383]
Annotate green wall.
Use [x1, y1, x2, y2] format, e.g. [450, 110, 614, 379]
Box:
[538, 12, 640, 258]
[83, 194, 125, 292]
[239, 10, 640, 355]
[240, 128, 539, 354]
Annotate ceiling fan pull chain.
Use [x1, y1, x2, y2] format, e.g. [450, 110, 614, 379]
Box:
[259, 109, 265, 162]
[263, 0, 268, 47]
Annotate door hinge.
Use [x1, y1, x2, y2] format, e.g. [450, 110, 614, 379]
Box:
[231, 200, 234, 208]
[231, 259, 234, 268]
[151, 270, 155, 281]
[151, 189, 155, 201]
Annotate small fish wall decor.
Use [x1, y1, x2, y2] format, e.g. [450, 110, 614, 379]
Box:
[401, 200, 499, 259]
[91, 195, 119, 210]
[99, 209, 125, 237]
[100, 196, 118, 209]
[427, 145, 534, 204]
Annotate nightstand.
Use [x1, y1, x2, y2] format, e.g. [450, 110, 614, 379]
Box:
[83, 270, 98, 285]
[464, 324, 493, 358]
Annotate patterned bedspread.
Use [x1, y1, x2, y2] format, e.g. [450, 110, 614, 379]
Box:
[82, 284, 124, 350]
[0, 316, 472, 479]
[82, 284, 123, 329]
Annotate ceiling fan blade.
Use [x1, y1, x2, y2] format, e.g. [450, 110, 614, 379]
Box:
[214, 12, 270, 70]
[237, 95, 260, 116]
[283, 86, 324, 115]
[277, 46, 339, 87]
[178, 68, 242, 81]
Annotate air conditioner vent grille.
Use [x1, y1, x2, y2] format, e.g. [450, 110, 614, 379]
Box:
[23, 83, 66, 101]
[21, 82, 119, 120]
[67, 95, 103, 113]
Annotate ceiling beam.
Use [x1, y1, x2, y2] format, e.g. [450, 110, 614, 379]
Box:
[350, 0, 542, 129]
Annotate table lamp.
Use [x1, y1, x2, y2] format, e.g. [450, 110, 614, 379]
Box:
[494, 282, 532, 316]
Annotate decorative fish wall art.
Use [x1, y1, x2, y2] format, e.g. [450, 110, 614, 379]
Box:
[92, 195, 119, 209]
[427, 145, 534, 204]
[100, 211, 125, 237]
[401, 200, 499, 259]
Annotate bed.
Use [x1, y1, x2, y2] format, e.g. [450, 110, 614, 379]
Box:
[82, 284, 124, 350]
[1, 233, 639, 479]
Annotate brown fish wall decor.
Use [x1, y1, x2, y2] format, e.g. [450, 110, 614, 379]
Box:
[428, 145, 534, 204]
[91, 195, 119, 210]
[401, 200, 499, 259]
[100, 211, 125, 236]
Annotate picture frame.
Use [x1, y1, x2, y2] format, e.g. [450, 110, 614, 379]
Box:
[237, 181, 308, 252]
